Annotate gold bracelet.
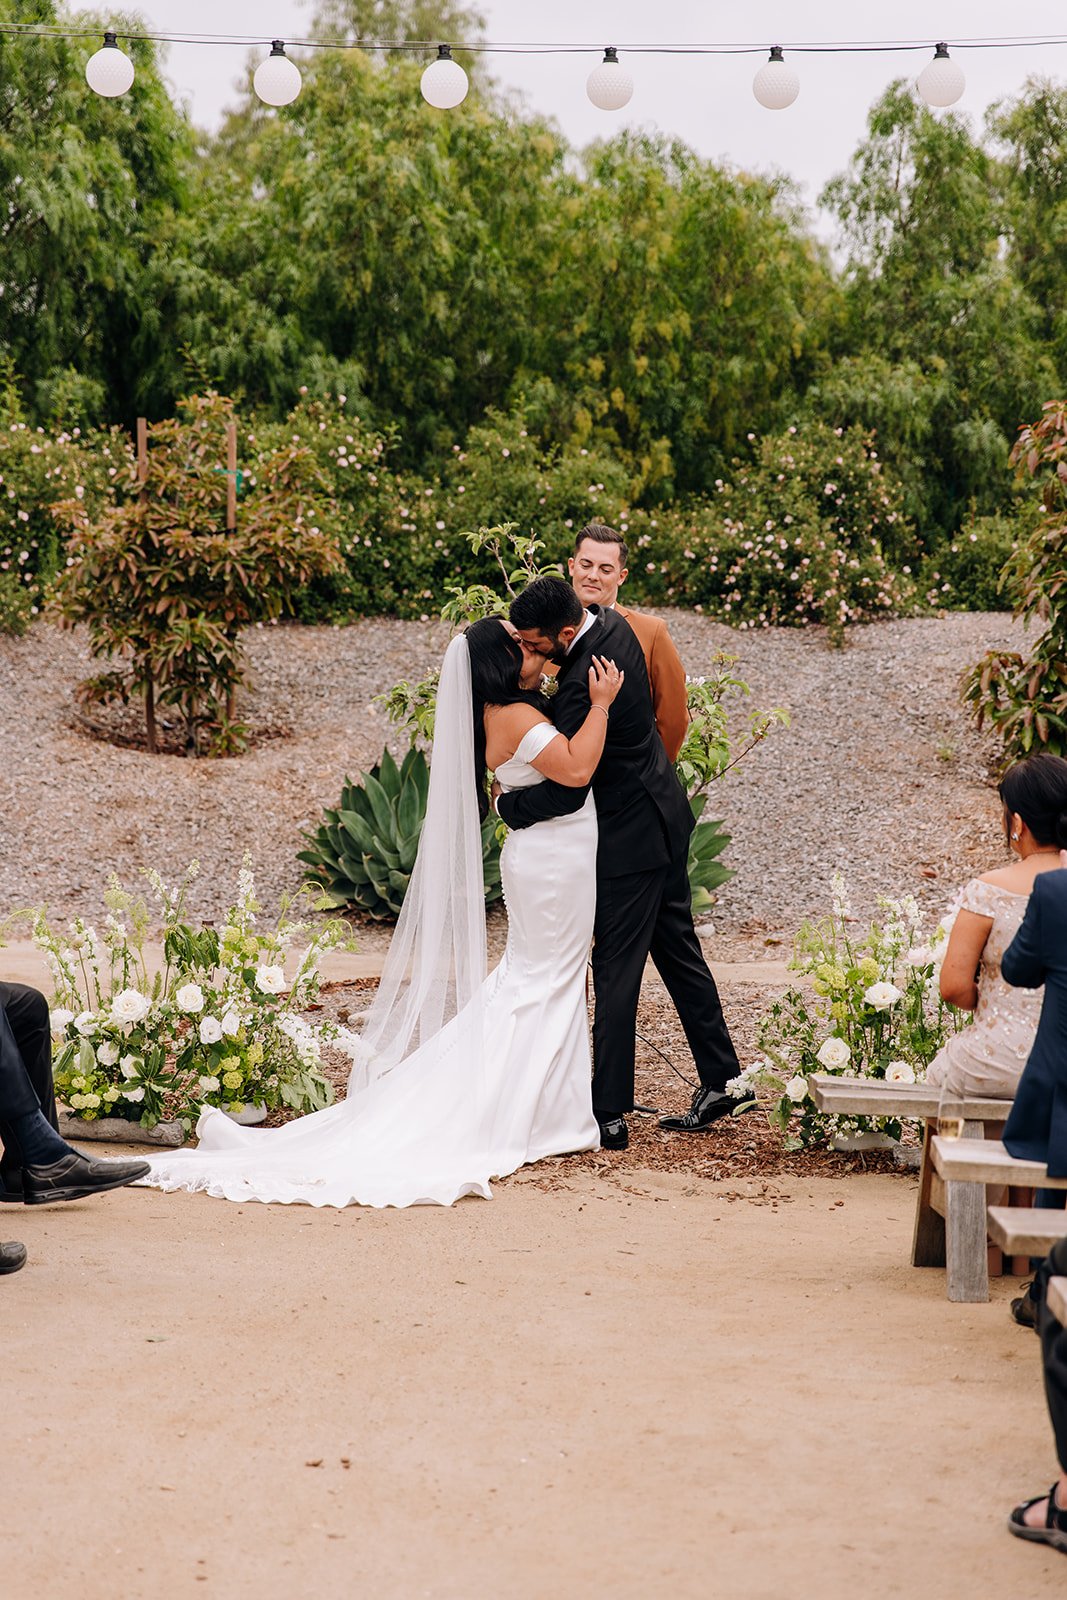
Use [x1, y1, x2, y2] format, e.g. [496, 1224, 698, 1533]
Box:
[590, 705, 609, 719]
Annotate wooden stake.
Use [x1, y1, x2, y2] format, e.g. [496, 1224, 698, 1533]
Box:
[226, 420, 237, 531]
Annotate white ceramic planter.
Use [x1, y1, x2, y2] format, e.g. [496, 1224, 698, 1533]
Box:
[221, 1102, 268, 1126]
[831, 1130, 896, 1153]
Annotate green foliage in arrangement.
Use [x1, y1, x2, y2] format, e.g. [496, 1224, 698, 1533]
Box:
[962, 400, 1067, 758]
[298, 746, 503, 920]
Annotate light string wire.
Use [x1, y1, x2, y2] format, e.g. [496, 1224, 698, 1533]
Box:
[4, 23, 1067, 56]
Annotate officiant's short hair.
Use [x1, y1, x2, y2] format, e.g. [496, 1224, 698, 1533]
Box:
[575, 522, 628, 568]
[510, 576, 583, 634]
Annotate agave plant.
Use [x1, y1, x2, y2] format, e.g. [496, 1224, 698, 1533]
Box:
[299, 746, 503, 920]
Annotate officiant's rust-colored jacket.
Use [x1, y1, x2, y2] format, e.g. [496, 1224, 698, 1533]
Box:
[545, 603, 689, 762]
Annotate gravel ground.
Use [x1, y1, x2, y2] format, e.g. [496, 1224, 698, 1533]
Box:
[0, 609, 1026, 952]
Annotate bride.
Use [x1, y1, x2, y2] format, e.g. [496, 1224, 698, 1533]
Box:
[140, 619, 623, 1208]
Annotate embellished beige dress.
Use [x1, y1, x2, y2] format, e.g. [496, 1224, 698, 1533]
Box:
[926, 878, 1043, 1099]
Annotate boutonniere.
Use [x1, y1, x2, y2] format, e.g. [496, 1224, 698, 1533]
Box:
[540, 674, 558, 697]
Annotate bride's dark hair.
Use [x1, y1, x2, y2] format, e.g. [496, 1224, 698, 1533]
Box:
[464, 617, 552, 821]
[999, 752, 1067, 848]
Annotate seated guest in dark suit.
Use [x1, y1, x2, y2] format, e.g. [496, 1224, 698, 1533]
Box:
[0, 981, 149, 1211]
[1001, 864, 1067, 1182]
[1009, 1234, 1067, 1554]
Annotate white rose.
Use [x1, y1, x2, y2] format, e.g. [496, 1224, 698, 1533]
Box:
[74, 1011, 97, 1037]
[121, 1087, 145, 1103]
[49, 1007, 75, 1034]
[199, 1016, 223, 1044]
[884, 1060, 916, 1083]
[254, 965, 286, 995]
[864, 982, 903, 1011]
[221, 1010, 241, 1037]
[176, 983, 204, 1014]
[119, 1054, 141, 1080]
[816, 1037, 851, 1070]
[111, 988, 150, 1026]
[198, 1075, 220, 1094]
[785, 1074, 809, 1104]
[95, 1042, 119, 1067]
[904, 946, 933, 968]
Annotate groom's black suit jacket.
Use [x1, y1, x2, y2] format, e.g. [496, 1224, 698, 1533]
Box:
[496, 608, 694, 877]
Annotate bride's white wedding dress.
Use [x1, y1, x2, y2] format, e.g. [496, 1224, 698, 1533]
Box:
[141, 718, 600, 1208]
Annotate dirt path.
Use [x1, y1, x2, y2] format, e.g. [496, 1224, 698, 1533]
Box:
[3, 1166, 1061, 1599]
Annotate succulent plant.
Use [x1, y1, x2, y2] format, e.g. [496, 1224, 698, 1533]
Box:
[299, 746, 503, 920]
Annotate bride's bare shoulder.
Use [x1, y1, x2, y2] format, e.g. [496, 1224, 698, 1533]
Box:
[483, 702, 548, 736]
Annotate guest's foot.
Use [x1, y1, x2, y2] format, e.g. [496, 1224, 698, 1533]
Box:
[0, 1241, 26, 1274]
[1011, 1281, 1038, 1330]
[1009, 1483, 1067, 1551]
[597, 1117, 629, 1151]
[659, 1084, 753, 1133]
[23, 1151, 150, 1205]
[0, 1172, 23, 1204]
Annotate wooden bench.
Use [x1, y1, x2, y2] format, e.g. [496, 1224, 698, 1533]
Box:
[1049, 1277, 1067, 1326]
[987, 1207, 1067, 1258]
[931, 1137, 1067, 1301]
[807, 1076, 1015, 1303]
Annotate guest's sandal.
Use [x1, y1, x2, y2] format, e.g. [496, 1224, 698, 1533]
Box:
[1009, 1487, 1067, 1553]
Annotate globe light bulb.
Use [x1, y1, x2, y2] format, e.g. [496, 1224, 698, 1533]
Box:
[420, 44, 469, 109]
[917, 42, 965, 108]
[752, 46, 799, 111]
[586, 47, 633, 111]
[85, 32, 135, 98]
[253, 41, 302, 107]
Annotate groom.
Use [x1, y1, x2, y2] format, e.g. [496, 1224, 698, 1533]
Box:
[498, 576, 740, 1149]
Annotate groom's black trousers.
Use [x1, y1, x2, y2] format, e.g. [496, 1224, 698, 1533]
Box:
[591, 852, 740, 1119]
[0, 981, 59, 1178]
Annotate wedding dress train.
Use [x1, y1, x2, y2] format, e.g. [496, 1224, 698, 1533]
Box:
[141, 719, 600, 1208]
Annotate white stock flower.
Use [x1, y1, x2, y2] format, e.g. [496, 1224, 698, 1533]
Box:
[816, 1037, 851, 1070]
[785, 1074, 809, 1104]
[49, 1007, 75, 1034]
[884, 1060, 915, 1083]
[74, 1011, 97, 1037]
[278, 1013, 310, 1041]
[198, 1075, 221, 1094]
[904, 946, 933, 968]
[254, 965, 286, 995]
[864, 981, 903, 1011]
[121, 1087, 145, 1103]
[119, 1054, 141, 1080]
[221, 1010, 241, 1036]
[176, 983, 205, 1014]
[111, 988, 150, 1026]
[95, 1042, 119, 1067]
[199, 1016, 223, 1044]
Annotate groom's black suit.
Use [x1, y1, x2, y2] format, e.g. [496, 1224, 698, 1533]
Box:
[496, 607, 739, 1118]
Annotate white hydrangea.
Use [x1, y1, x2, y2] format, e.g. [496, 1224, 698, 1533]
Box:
[198, 1075, 221, 1094]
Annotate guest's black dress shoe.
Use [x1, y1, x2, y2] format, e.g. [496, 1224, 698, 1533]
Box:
[659, 1084, 752, 1133]
[597, 1117, 629, 1151]
[23, 1151, 151, 1205]
[0, 1240, 27, 1274]
[0, 1174, 23, 1203]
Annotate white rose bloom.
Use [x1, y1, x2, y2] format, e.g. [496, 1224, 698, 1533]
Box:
[74, 1011, 97, 1037]
[199, 1016, 223, 1044]
[254, 965, 286, 995]
[221, 1010, 241, 1037]
[816, 1037, 851, 1070]
[111, 987, 150, 1025]
[119, 1054, 142, 1080]
[785, 1074, 809, 1104]
[49, 1007, 75, 1034]
[198, 1075, 220, 1094]
[904, 946, 933, 968]
[176, 983, 205, 1014]
[864, 981, 903, 1011]
[122, 1087, 145, 1103]
[884, 1060, 916, 1083]
[95, 1042, 119, 1067]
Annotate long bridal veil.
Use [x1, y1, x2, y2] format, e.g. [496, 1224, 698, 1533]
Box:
[347, 632, 487, 1092]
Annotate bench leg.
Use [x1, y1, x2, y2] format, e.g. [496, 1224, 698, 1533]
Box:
[912, 1119, 946, 1269]
[945, 1119, 990, 1303]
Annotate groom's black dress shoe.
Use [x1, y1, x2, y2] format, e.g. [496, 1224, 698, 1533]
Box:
[659, 1085, 752, 1133]
[0, 1240, 26, 1274]
[597, 1117, 629, 1151]
[0, 1174, 23, 1203]
[23, 1151, 150, 1205]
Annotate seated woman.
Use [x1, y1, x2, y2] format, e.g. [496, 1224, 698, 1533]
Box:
[927, 754, 1067, 1100]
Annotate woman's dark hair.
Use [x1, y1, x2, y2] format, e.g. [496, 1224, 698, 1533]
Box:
[464, 617, 551, 821]
[998, 752, 1067, 848]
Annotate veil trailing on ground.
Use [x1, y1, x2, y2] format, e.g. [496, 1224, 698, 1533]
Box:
[348, 633, 487, 1092]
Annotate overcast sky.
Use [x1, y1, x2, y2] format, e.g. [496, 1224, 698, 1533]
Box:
[73, 1, 1067, 224]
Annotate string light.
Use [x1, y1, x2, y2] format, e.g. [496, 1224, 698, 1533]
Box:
[420, 44, 469, 109]
[84, 31, 134, 97]
[752, 46, 799, 110]
[253, 40, 302, 106]
[586, 47, 634, 111]
[917, 42, 966, 107]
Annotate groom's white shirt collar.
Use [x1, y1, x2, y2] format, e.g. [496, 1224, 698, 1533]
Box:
[565, 608, 597, 654]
